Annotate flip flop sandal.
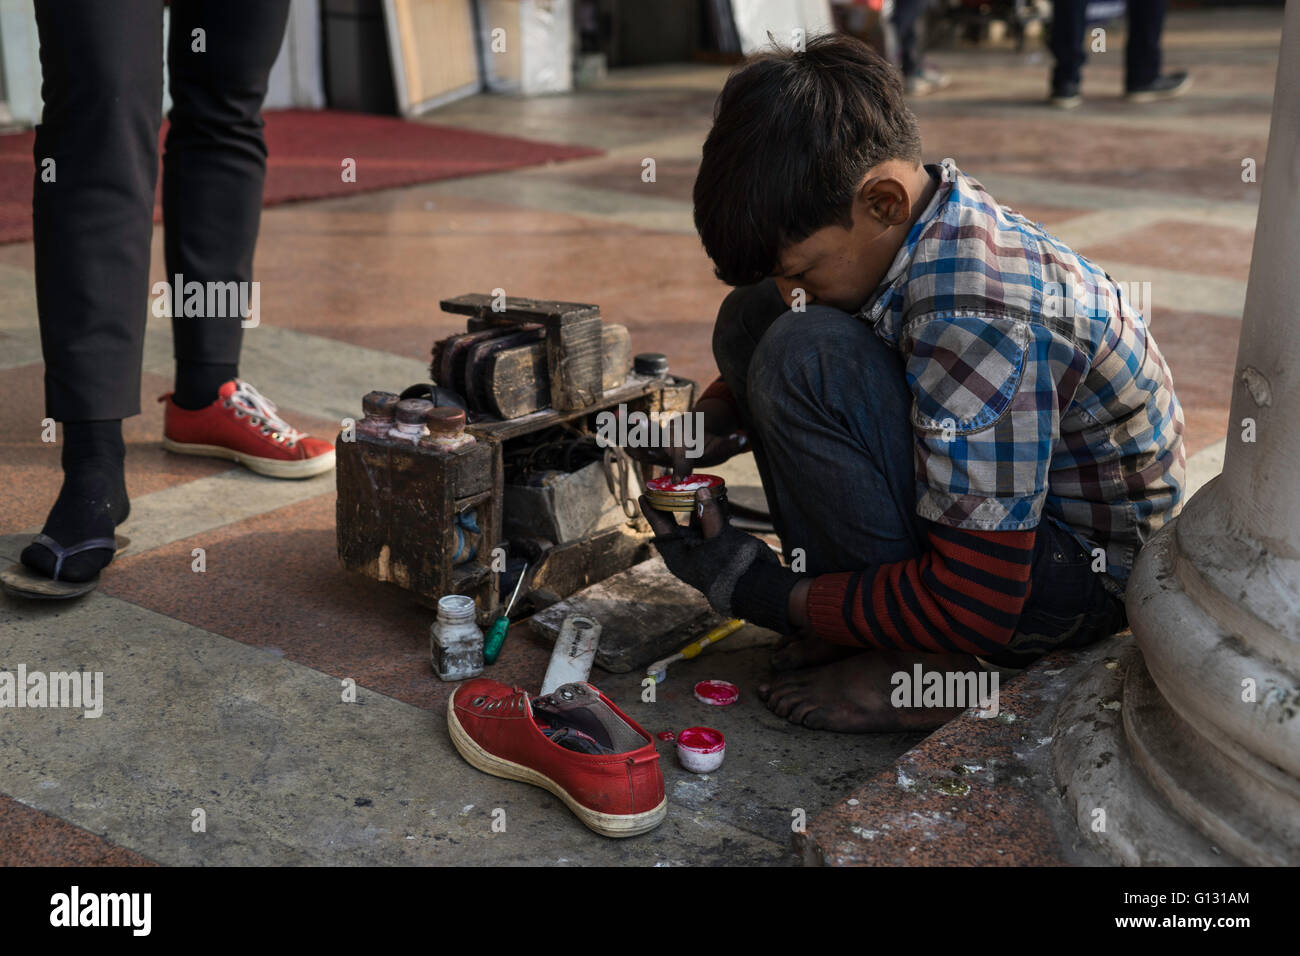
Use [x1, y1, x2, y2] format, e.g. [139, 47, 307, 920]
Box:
[0, 533, 130, 600]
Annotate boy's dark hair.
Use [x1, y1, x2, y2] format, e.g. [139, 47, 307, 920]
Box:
[693, 34, 922, 286]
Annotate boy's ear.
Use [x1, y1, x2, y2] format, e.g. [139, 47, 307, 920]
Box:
[858, 176, 911, 228]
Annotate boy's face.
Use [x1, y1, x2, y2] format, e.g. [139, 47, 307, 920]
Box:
[770, 164, 929, 314]
[771, 221, 881, 314]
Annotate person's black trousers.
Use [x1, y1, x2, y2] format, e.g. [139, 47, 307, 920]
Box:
[32, 0, 290, 422]
[1050, 0, 1166, 92]
[892, 0, 927, 79]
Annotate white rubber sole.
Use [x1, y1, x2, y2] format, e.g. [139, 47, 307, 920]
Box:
[447, 698, 667, 838]
[163, 437, 335, 479]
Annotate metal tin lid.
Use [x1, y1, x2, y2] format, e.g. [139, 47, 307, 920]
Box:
[426, 405, 466, 437]
[634, 352, 669, 376]
[362, 390, 400, 419]
[694, 680, 740, 706]
[394, 398, 434, 425]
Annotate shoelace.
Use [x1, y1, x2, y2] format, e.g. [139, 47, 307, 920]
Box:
[228, 380, 305, 445]
[473, 687, 529, 713]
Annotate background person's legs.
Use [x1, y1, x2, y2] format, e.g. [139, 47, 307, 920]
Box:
[1124, 0, 1167, 92]
[1048, 0, 1089, 94]
[23, 0, 164, 582]
[33, 0, 163, 422]
[165, 0, 291, 410]
[893, 0, 927, 82]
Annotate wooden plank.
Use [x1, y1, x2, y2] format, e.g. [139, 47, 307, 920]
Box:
[432, 328, 511, 390]
[441, 293, 604, 411]
[337, 428, 499, 620]
[485, 333, 548, 419]
[442, 293, 600, 325]
[601, 324, 631, 392]
[466, 372, 665, 441]
[336, 440, 393, 577]
[485, 324, 631, 419]
[462, 325, 545, 411]
[528, 524, 654, 601]
[549, 313, 603, 409]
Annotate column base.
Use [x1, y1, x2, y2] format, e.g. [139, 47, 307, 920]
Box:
[1051, 642, 1232, 865]
[1054, 481, 1300, 865]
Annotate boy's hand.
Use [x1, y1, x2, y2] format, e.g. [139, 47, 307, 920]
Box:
[622, 397, 748, 479]
[639, 486, 800, 634]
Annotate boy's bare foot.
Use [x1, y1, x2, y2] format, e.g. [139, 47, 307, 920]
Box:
[756, 650, 977, 733]
[771, 633, 859, 672]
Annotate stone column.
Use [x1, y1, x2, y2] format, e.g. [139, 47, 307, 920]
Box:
[1116, 0, 1300, 864]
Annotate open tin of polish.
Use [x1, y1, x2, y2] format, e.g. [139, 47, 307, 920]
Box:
[676, 726, 726, 773]
[644, 473, 727, 513]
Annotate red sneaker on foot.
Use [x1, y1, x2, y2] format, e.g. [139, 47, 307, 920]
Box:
[160, 380, 335, 479]
[449, 679, 667, 837]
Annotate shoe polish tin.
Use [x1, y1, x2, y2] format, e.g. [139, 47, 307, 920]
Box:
[676, 726, 725, 773]
[644, 474, 727, 513]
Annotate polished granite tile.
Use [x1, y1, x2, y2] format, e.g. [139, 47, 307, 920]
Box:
[0, 795, 155, 866]
[0, 364, 233, 533]
[1080, 220, 1255, 281]
[98, 494, 554, 715]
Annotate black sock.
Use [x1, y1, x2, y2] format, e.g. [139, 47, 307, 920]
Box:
[20, 420, 130, 583]
[173, 361, 238, 411]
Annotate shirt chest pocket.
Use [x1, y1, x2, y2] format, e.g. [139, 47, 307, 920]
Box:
[903, 312, 1031, 434]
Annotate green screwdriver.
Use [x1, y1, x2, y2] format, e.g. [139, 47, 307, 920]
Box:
[484, 563, 528, 664]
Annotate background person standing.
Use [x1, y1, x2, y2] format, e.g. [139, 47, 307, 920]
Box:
[1049, 0, 1191, 107]
[6, 0, 334, 600]
[891, 0, 950, 96]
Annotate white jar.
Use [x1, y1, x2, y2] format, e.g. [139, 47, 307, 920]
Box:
[431, 595, 484, 681]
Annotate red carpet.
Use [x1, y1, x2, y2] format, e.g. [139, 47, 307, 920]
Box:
[0, 108, 601, 245]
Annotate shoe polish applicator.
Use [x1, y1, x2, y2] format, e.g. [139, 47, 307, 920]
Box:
[645, 618, 744, 684]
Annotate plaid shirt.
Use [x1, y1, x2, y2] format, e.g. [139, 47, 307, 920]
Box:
[859, 160, 1185, 583]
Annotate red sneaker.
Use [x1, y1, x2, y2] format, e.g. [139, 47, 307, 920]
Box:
[161, 380, 335, 479]
[448, 678, 667, 837]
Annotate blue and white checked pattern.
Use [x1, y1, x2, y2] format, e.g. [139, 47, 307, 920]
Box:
[858, 160, 1186, 582]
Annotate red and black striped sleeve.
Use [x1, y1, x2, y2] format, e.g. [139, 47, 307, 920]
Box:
[804, 524, 1036, 656]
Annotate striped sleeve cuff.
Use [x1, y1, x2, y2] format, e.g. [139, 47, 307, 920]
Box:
[805, 525, 1037, 656]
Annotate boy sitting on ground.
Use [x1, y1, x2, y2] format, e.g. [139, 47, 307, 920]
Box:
[636, 34, 1185, 733]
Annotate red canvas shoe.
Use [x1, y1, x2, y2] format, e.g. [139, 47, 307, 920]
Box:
[448, 678, 667, 837]
[161, 380, 335, 479]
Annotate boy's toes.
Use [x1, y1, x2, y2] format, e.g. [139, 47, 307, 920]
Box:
[799, 707, 834, 731]
[761, 675, 810, 718]
[787, 699, 823, 726]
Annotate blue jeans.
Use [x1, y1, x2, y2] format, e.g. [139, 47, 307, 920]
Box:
[712, 280, 1127, 668]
